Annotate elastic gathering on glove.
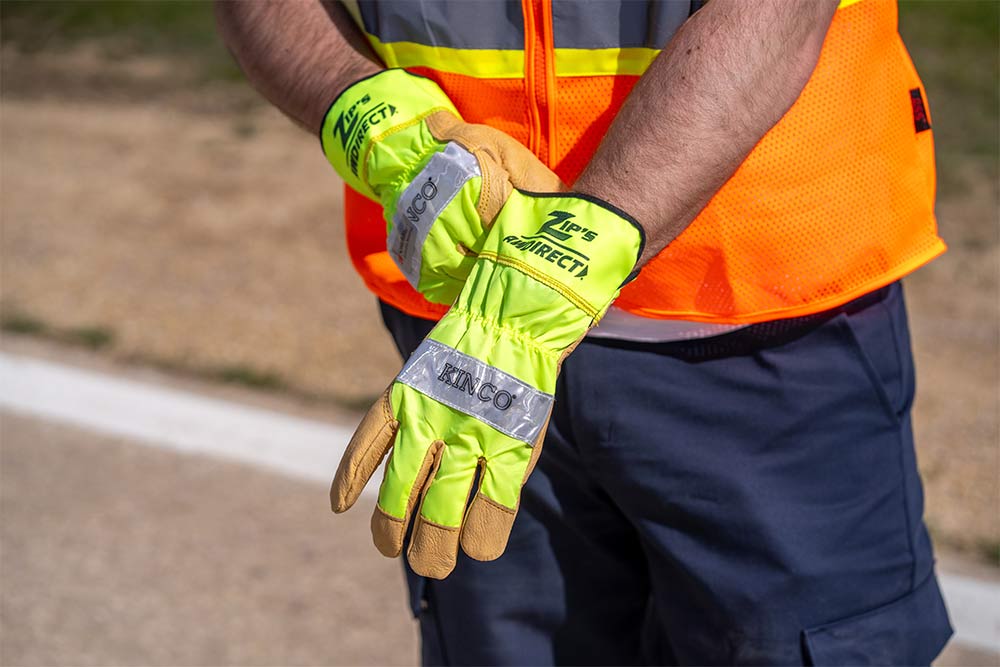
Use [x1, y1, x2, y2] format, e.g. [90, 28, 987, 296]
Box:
[387, 143, 482, 292]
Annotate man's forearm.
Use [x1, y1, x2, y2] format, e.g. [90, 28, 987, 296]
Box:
[574, 0, 839, 266]
[216, 0, 837, 267]
[214, 0, 380, 134]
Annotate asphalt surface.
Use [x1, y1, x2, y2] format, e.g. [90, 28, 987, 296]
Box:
[1, 411, 416, 666]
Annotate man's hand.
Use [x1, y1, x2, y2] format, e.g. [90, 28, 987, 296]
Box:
[330, 191, 644, 578]
[216, 2, 563, 303]
[321, 69, 563, 303]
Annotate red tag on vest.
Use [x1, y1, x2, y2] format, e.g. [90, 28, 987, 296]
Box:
[910, 88, 931, 133]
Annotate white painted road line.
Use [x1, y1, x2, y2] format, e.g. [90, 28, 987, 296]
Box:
[940, 573, 1000, 653]
[0, 350, 997, 653]
[0, 351, 357, 485]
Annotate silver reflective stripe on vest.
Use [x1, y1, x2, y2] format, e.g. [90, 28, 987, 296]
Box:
[355, 0, 527, 50]
[551, 0, 691, 49]
[396, 339, 553, 446]
[387, 143, 480, 290]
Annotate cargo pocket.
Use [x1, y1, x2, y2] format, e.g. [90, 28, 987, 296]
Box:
[801, 572, 953, 666]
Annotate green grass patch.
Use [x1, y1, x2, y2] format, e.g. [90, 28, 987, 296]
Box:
[2, 1, 218, 52]
[1, 312, 48, 336]
[2, 310, 115, 350]
[0, 0, 242, 80]
[899, 1, 1000, 196]
[213, 365, 285, 391]
[62, 325, 115, 351]
[231, 118, 258, 139]
[976, 539, 1000, 568]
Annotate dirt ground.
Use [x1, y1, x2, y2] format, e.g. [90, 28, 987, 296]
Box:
[1, 45, 997, 564]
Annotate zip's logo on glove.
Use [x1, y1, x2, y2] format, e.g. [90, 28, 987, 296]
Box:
[330, 93, 398, 177]
[437, 362, 517, 411]
[502, 210, 596, 280]
[538, 210, 598, 243]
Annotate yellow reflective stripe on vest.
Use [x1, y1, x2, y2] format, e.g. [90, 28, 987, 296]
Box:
[368, 38, 660, 78]
[554, 47, 660, 77]
[365, 33, 524, 79]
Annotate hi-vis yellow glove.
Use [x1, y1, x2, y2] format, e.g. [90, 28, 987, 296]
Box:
[330, 190, 644, 578]
[321, 69, 563, 304]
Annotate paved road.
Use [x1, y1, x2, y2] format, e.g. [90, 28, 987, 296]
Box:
[1, 413, 416, 666]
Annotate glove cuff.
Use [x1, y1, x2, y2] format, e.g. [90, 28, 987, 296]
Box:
[319, 68, 460, 199]
[482, 190, 645, 321]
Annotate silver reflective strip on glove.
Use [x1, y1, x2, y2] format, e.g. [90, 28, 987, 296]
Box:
[397, 339, 553, 445]
[387, 143, 481, 290]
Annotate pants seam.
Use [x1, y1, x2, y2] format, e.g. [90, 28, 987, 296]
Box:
[424, 581, 452, 666]
[882, 294, 919, 591]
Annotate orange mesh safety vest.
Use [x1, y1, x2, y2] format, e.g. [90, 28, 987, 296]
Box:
[340, 0, 945, 324]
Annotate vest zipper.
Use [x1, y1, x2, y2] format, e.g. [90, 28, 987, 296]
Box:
[522, 0, 557, 167]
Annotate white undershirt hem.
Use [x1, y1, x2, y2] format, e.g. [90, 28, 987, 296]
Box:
[587, 306, 749, 343]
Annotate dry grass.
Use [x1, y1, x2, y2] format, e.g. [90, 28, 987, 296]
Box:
[1, 46, 402, 409]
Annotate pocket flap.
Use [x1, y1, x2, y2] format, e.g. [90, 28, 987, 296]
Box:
[802, 573, 953, 665]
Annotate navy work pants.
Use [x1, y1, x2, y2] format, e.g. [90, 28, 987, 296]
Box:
[378, 283, 953, 665]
